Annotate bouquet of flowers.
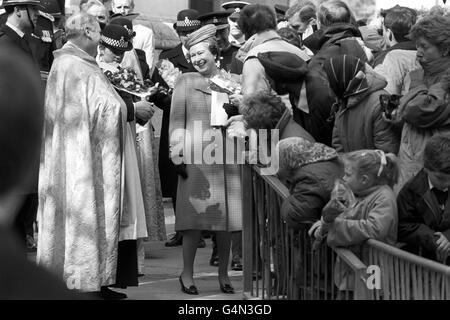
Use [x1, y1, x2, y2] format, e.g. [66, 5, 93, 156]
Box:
[155, 59, 182, 90]
[104, 67, 157, 98]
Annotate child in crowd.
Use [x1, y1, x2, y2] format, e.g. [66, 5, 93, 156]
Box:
[322, 150, 399, 247]
[397, 134, 450, 264]
[311, 149, 399, 294]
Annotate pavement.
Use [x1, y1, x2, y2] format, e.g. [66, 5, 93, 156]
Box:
[29, 200, 244, 300]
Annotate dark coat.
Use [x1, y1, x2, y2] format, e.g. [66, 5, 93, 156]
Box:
[299, 23, 368, 146]
[397, 169, 450, 262]
[332, 70, 400, 154]
[219, 44, 239, 72]
[159, 43, 196, 74]
[157, 44, 196, 199]
[281, 160, 343, 230]
[0, 24, 34, 60]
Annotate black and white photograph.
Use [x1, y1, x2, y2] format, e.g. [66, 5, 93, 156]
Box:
[0, 0, 450, 305]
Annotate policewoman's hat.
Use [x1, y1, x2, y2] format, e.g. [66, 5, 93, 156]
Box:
[198, 11, 230, 30]
[109, 16, 136, 39]
[173, 9, 201, 33]
[221, 1, 249, 20]
[100, 24, 133, 53]
[0, 0, 44, 9]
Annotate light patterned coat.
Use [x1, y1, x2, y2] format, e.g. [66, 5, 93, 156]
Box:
[37, 43, 124, 292]
[169, 72, 243, 232]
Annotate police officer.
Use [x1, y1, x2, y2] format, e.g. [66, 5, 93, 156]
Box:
[221, 1, 248, 48]
[0, 0, 45, 251]
[0, 0, 42, 61]
[198, 10, 239, 72]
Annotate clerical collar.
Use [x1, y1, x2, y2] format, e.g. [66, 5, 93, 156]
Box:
[428, 176, 448, 192]
[6, 22, 25, 38]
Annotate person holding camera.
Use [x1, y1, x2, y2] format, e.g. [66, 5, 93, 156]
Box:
[322, 54, 400, 155]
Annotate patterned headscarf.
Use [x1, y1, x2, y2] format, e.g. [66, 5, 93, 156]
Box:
[276, 137, 338, 171]
[323, 54, 369, 100]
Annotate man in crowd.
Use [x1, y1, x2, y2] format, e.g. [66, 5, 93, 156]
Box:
[221, 1, 248, 48]
[373, 5, 419, 95]
[159, 9, 203, 248]
[0, 0, 40, 62]
[37, 12, 125, 297]
[111, 0, 155, 73]
[398, 134, 450, 265]
[198, 10, 239, 71]
[297, 0, 371, 147]
[85, 0, 108, 29]
[286, 0, 317, 43]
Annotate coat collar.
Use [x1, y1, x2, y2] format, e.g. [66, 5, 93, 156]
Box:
[275, 109, 291, 135]
[0, 24, 31, 54]
[413, 170, 450, 226]
[54, 41, 98, 67]
[192, 73, 212, 95]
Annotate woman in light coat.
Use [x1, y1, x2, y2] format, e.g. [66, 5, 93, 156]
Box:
[169, 25, 242, 295]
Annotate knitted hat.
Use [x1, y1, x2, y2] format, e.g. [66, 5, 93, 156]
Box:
[100, 24, 133, 53]
[184, 24, 217, 50]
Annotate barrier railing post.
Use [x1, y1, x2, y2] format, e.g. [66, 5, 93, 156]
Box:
[242, 164, 254, 296]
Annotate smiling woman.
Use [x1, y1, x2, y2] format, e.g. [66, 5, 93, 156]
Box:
[168, 23, 243, 296]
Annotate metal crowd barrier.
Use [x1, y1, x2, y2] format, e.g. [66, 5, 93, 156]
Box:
[242, 165, 369, 300]
[363, 239, 450, 300]
[242, 164, 450, 300]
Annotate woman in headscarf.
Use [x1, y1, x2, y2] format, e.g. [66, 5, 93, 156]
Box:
[323, 54, 400, 154]
[390, 15, 450, 191]
[169, 24, 242, 295]
[276, 137, 343, 230]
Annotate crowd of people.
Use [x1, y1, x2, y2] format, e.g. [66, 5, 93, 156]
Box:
[1, 0, 450, 300]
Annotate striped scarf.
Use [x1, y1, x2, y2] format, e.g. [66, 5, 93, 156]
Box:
[323, 54, 370, 122]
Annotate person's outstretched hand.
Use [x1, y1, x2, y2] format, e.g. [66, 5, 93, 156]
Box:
[135, 100, 155, 124]
[322, 199, 346, 223]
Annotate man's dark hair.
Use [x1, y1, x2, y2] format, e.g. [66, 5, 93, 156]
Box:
[238, 4, 277, 40]
[424, 134, 450, 174]
[383, 7, 417, 42]
[317, 0, 354, 28]
[242, 92, 287, 130]
[0, 46, 43, 195]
